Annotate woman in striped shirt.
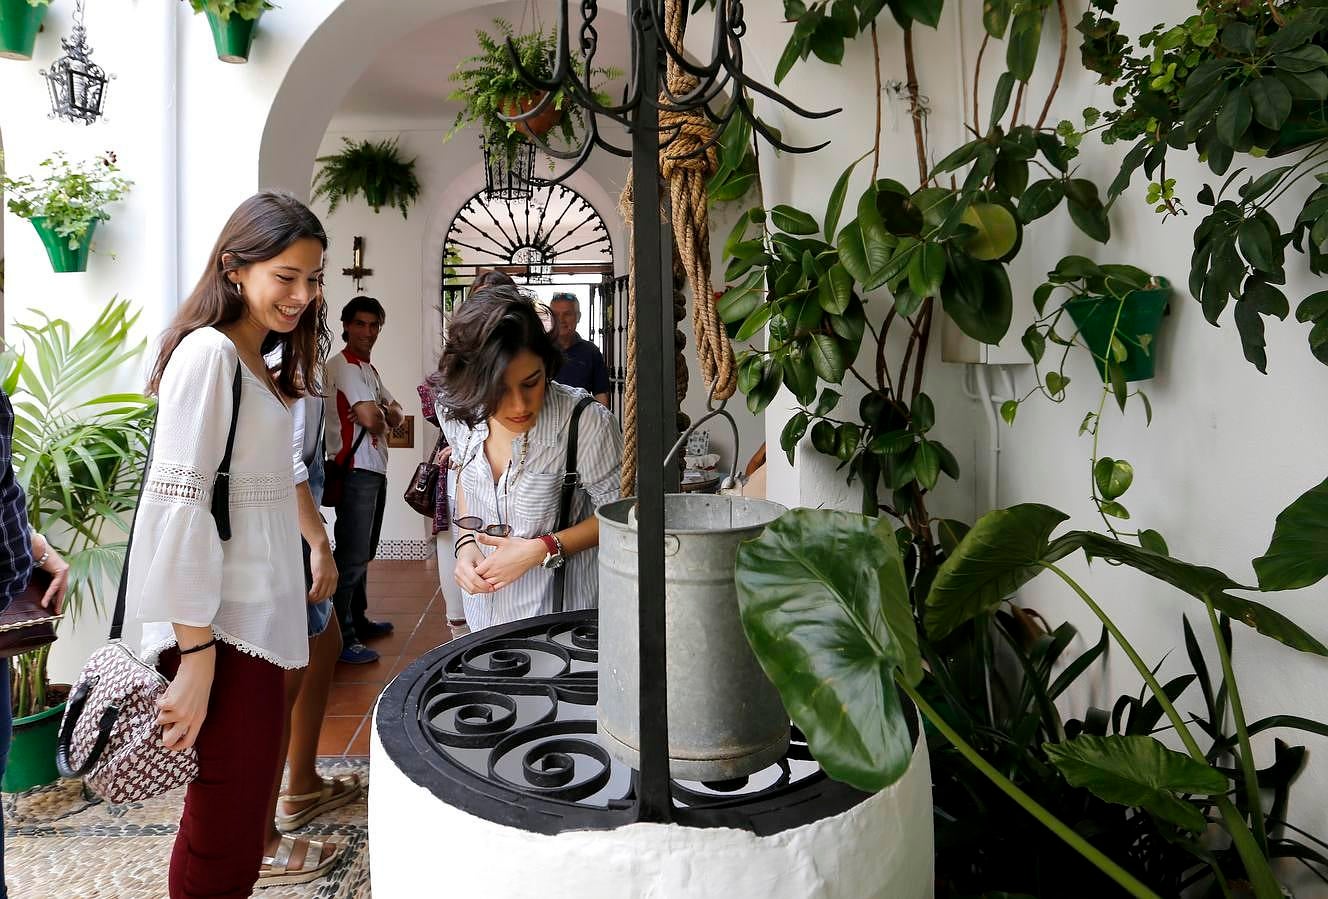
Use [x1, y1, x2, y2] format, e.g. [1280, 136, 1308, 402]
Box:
[436, 285, 622, 630]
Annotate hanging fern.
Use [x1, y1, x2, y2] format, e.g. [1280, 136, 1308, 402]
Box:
[312, 137, 422, 219]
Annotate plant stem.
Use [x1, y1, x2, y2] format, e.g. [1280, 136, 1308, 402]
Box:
[1045, 563, 1283, 898]
[871, 22, 882, 182]
[902, 25, 928, 186]
[1203, 598, 1269, 856]
[1035, 0, 1069, 130]
[898, 679, 1163, 899]
[1043, 563, 1206, 759]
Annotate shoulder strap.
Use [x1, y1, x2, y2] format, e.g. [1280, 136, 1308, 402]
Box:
[209, 364, 243, 541]
[337, 425, 369, 468]
[111, 362, 242, 641]
[552, 396, 596, 613]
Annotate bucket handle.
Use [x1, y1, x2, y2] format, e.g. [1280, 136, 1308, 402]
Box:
[664, 397, 742, 491]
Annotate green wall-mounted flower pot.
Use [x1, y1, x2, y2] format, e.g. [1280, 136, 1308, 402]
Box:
[30, 217, 97, 273]
[0, 0, 47, 61]
[1065, 277, 1171, 382]
[2, 699, 65, 792]
[204, 8, 262, 64]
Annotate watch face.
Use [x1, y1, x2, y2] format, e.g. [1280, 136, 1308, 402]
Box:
[542, 553, 565, 570]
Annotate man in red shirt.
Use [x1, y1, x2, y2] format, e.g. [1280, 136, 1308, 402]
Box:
[324, 296, 404, 664]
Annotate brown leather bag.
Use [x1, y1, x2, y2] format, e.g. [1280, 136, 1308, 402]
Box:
[0, 568, 59, 659]
[403, 436, 448, 518]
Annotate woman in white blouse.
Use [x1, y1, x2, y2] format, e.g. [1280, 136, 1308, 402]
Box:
[437, 285, 623, 631]
[133, 191, 338, 896]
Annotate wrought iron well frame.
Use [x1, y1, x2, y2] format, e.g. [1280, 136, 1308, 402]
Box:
[499, 0, 838, 825]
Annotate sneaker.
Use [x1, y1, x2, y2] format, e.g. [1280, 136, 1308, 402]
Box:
[357, 619, 395, 640]
[338, 642, 379, 665]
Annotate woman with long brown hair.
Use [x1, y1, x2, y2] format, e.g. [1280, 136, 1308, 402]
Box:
[132, 190, 338, 896]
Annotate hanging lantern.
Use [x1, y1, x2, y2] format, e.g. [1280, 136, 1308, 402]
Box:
[40, 0, 110, 127]
[482, 132, 536, 202]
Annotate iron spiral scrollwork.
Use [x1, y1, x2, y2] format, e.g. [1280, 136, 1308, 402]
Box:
[378, 611, 879, 836]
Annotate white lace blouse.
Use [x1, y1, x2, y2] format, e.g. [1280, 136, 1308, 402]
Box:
[133, 327, 309, 670]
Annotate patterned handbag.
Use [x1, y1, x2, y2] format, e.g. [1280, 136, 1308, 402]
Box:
[55, 364, 241, 802]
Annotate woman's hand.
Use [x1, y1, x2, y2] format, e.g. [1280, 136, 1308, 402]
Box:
[308, 542, 338, 604]
[36, 540, 70, 615]
[156, 649, 215, 752]
[454, 542, 498, 595]
[474, 534, 546, 591]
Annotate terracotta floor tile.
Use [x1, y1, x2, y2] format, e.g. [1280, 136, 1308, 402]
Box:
[402, 630, 450, 661]
[326, 682, 386, 718]
[366, 593, 437, 614]
[317, 715, 362, 756]
[333, 650, 398, 684]
[346, 717, 372, 756]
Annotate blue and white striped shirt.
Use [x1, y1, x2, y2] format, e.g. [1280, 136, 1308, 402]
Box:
[441, 382, 622, 631]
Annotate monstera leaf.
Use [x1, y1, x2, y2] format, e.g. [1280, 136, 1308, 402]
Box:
[735, 509, 919, 793]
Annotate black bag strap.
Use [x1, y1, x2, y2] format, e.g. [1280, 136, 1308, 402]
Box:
[552, 396, 595, 613]
[337, 425, 369, 468]
[110, 363, 242, 641]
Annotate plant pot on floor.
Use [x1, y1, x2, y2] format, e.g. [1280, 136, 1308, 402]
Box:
[204, 9, 261, 63]
[30, 217, 96, 273]
[501, 91, 564, 140]
[3, 695, 66, 792]
[0, 0, 46, 61]
[1064, 277, 1171, 382]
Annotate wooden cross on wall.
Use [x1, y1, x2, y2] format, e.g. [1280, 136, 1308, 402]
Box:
[342, 236, 374, 292]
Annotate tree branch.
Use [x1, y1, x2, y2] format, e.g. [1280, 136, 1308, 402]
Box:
[1035, 0, 1069, 130]
[973, 32, 990, 133]
[872, 21, 883, 181]
[902, 25, 929, 186]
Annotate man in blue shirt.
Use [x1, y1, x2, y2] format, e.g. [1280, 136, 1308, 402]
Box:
[549, 292, 610, 406]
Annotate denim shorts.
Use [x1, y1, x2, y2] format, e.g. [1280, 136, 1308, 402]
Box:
[301, 539, 333, 638]
[306, 598, 332, 638]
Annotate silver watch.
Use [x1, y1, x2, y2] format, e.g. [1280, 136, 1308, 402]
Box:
[540, 533, 566, 570]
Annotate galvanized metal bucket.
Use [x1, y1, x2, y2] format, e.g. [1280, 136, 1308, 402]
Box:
[597, 493, 790, 781]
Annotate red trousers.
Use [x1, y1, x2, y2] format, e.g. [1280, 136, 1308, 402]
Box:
[159, 642, 284, 898]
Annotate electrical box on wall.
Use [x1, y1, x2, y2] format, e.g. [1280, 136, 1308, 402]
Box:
[941, 314, 1036, 365]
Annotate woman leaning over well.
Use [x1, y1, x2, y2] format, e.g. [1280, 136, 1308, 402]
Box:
[437, 283, 623, 630]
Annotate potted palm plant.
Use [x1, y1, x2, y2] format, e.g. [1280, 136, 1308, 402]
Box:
[0, 299, 153, 792]
[312, 136, 422, 219]
[181, 0, 273, 64]
[0, 0, 50, 60]
[445, 18, 618, 165]
[0, 150, 133, 274]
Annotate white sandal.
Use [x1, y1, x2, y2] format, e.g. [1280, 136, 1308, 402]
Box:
[275, 773, 362, 833]
[258, 834, 340, 887]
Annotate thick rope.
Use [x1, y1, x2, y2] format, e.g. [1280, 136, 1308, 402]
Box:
[619, 0, 738, 495]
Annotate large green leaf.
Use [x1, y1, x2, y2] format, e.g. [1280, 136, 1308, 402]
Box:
[736, 509, 920, 792]
[960, 202, 1020, 261]
[1070, 533, 1328, 656]
[1044, 735, 1229, 832]
[1254, 476, 1328, 590]
[924, 504, 1073, 640]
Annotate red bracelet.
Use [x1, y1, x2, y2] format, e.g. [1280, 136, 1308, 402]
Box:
[538, 534, 559, 556]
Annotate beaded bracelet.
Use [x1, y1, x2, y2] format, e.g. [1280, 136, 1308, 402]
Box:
[178, 638, 217, 656]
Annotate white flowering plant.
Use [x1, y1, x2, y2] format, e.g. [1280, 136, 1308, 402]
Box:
[0, 150, 133, 250]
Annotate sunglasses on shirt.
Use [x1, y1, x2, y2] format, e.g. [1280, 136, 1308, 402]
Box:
[452, 517, 513, 538]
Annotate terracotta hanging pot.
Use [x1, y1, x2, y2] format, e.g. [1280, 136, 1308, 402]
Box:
[501, 91, 564, 140]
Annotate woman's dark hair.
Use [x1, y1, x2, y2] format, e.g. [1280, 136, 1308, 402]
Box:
[468, 269, 517, 295]
[340, 295, 386, 342]
[150, 190, 327, 397]
[438, 284, 562, 427]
